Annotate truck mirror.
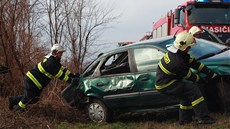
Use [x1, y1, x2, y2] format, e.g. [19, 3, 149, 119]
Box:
[174, 9, 180, 24]
[185, 5, 193, 11]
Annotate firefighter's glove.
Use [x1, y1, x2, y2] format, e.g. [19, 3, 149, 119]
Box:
[198, 77, 208, 84]
[74, 73, 80, 78]
[72, 77, 80, 85]
[206, 71, 217, 80]
[70, 74, 80, 85]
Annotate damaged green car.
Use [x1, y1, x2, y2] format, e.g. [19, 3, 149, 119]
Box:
[62, 36, 230, 122]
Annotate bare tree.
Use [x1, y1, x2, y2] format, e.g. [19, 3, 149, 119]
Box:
[40, 0, 66, 47]
[0, 0, 45, 95]
[42, 0, 118, 73]
[67, 0, 118, 72]
[0, 0, 118, 97]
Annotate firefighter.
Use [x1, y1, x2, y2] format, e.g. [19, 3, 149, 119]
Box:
[155, 32, 216, 125]
[8, 44, 79, 112]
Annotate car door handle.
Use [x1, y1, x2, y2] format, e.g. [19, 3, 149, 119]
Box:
[97, 82, 104, 86]
[139, 77, 149, 81]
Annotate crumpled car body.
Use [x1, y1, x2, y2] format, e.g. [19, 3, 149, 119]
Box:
[62, 36, 230, 122]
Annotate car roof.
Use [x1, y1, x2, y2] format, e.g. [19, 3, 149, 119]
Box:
[106, 36, 173, 54]
[98, 35, 228, 60]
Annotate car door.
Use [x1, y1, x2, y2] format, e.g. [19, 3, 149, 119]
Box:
[85, 50, 141, 111]
[132, 47, 179, 109]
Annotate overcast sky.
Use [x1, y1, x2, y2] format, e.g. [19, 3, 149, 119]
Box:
[94, 0, 186, 51]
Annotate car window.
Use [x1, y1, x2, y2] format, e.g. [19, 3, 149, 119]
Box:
[134, 48, 164, 72]
[100, 51, 130, 75]
[83, 61, 100, 77]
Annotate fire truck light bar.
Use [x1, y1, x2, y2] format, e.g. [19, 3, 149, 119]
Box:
[196, 0, 230, 2]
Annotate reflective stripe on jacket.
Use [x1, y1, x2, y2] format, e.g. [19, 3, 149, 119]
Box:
[26, 56, 74, 89]
[155, 51, 212, 90]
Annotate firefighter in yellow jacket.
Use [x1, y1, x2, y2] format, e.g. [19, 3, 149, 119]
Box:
[155, 32, 216, 124]
[9, 44, 78, 112]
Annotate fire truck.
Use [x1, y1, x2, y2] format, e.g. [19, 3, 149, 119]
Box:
[141, 0, 230, 43]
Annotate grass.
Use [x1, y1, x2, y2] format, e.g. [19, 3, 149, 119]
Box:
[55, 117, 230, 129]
[1, 97, 230, 129]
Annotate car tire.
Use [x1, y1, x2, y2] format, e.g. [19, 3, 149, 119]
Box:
[87, 99, 113, 122]
[216, 79, 230, 113]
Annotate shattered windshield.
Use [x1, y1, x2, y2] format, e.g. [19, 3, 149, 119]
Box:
[189, 38, 228, 59]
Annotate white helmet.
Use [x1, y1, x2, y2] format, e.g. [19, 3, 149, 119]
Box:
[51, 44, 65, 54]
[167, 32, 196, 53]
[189, 26, 202, 35]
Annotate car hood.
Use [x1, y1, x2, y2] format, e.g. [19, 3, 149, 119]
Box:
[200, 50, 230, 75]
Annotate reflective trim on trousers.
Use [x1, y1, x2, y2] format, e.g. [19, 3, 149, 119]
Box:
[18, 101, 26, 109]
[180, 104, 193, 110]
[192, 96, 204, 107]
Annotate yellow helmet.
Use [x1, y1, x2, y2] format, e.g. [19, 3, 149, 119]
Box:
[167, 32, 196, 53]
[189, 26, 202, 35]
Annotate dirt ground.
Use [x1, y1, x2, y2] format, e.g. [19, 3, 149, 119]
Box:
[0, 97, 89, 129]
[0, 96, 179, 128]
[1, 96, 230, 129]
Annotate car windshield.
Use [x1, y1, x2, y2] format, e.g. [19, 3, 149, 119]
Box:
[160, 37, 228, 59]
[189, 39, 228, 59]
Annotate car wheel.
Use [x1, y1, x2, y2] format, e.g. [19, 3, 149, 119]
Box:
[87, 99, 113, 122]
[216, 79, 230, 113]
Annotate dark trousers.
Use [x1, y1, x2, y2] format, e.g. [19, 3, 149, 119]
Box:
[12, 76, 41, 108]
[159, 81, 209, 121]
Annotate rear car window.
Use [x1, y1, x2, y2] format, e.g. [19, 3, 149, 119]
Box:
[133, 47, 164, 72]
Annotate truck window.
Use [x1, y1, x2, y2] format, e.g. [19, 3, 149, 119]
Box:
[188, 5, 230, 25]
[179, 9, 185, 25]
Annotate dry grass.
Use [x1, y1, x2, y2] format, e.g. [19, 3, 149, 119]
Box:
[0, 96, 88, 129]
[0, 96, 230, 129]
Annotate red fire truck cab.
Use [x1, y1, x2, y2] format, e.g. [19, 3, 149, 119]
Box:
[145, 0, 230, 43]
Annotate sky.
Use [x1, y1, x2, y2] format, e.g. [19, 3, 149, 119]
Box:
[95, 0, 186, 51]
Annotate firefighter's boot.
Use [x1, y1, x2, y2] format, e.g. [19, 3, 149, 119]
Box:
[8, 97, 17, 110]
[14, 105, 26, 113]
[197, 116, 215, 124]
[8, 96, 23, 110]
[179, 109, 193, 125]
